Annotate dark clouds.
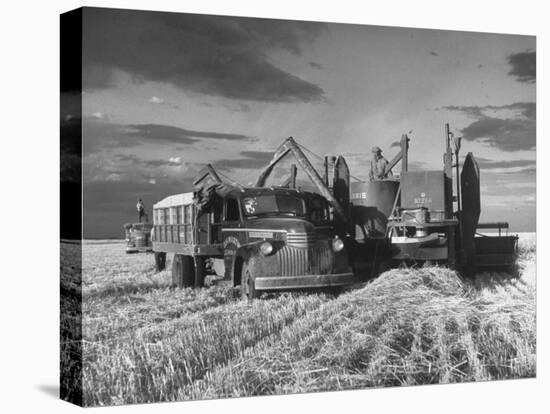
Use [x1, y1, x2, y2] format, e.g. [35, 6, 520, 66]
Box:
[82, 8, 326, 102]
[214, 150, 274, 170]
[475, 157, 535, 170]
[61, 116, 82, 183]
[444, 102, 535, 151]
[60, 92, 83, 183]
[83, 178, 195, 238]
[115, 154, 182, 168]
[507, 50, 536, 83]
[124, 124, 252, 144]
[83, 118, 254, 154]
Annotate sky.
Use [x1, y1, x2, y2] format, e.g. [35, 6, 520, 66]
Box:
[66, 7, 536, 238]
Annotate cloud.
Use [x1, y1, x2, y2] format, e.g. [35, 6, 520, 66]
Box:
[82, 118, 254, 157]
[124, 124, 253, 144]
[507, 50, 535, 83]
[149, 96, 164, 104]
[149, 95, 180, 109]
[474, 157, 535, 170]
[115, 154, 184, 168]
[82, 8, 326, 102]
[443, 102, 535, 151]
[60, 110, 82, 183]
[214, 150, 275, 171]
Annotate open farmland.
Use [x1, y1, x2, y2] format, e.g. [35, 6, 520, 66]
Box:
[64, 234, 536, 406]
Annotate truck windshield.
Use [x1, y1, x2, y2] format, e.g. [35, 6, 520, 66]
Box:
[242, 194, 306, 217]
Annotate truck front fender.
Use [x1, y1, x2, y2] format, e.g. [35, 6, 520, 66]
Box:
[230, 243, 262, 286]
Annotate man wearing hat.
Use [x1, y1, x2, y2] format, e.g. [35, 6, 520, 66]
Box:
[369, 146, 393, 181]
[136, 199, 147, 223]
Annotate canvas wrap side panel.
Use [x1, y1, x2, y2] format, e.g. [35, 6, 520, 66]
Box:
[60, 7, 83, 407]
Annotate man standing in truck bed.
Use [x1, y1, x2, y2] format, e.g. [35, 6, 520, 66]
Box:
[136, 199, 147, 223]
[369, 146, 393, 181]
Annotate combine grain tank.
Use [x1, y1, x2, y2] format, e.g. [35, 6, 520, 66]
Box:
[351, 180, 399, 238]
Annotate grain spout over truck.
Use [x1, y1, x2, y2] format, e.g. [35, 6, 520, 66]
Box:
[152, 123, 518, 299]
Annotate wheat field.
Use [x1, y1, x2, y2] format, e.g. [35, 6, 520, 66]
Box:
[61, 233, 536, 406]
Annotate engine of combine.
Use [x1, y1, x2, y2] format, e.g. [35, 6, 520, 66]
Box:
[387, 171, 459, 264]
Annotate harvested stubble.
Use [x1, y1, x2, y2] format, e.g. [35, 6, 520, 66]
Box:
[78, 234, 536, 406]
[187, 265, 535, 398]
[60, 242, 83, 405]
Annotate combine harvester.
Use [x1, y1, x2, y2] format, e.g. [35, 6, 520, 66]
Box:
[349, 124, 518, 276]
[151, 123, 518, 298]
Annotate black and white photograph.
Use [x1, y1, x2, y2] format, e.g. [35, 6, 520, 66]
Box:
[3, 1, 546, 413]
[57, 5, 540, 408]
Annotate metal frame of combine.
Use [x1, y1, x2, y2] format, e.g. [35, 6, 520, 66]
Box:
[378, 124, 518, 275]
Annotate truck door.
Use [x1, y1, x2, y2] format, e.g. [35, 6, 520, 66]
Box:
[210, 199, 223, 243]
[196, 210, 210, 245]
[222, 196, 244, 279]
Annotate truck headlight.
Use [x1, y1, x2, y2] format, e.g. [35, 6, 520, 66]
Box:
[260, 241, 274, 256]
[332, 237, 344, 252]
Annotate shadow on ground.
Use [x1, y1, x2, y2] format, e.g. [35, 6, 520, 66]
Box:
[36, 384, 59, 399]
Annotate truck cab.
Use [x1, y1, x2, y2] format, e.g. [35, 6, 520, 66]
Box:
[152, 187, 355, 299]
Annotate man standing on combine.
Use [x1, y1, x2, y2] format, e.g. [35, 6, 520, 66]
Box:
[369, 146, 393, 181]
[136, 199, 147, 222]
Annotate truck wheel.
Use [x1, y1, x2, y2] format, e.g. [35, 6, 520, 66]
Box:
[172, 255, 194, 288]
[154, 252, 166, 271]
[241, 262, 261, 301]
[194, 257, 206, 288]
[326, 286, 343, 296]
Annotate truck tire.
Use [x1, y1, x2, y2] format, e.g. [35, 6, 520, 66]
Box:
[172, 255, 194, 288]
[241, 262, 261, 301]
[154, 252, 166, 271]
[194, 257, 206, 288]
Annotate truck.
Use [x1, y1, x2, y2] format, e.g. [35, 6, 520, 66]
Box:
[123, 222, 153, 253]
[151, 160, 356, 299]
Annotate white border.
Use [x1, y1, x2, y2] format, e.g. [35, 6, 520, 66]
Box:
[0, 1, 546, 413]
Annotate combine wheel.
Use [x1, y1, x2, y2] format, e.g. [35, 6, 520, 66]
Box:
[241, 262, 261, 301]
[154, 252, 166, 271]
[172, 254, 195, 288]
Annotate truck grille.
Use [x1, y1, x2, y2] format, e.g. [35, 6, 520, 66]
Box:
[133, 232, 148, 247]
[277, 245, 333, 276]
[286, 232, 317, 248]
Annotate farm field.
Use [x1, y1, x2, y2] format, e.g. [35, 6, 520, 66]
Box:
[62, 233, 536, 406]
